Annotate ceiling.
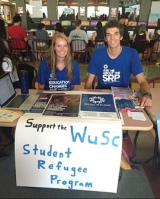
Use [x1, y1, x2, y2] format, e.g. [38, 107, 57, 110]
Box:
[0, 0, 159, 7]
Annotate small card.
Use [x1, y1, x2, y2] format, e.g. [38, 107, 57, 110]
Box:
[131, 112, 146, 121]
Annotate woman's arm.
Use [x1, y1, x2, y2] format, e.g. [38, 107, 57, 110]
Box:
[132, 34, 136, 42]
[92, 32, 97, 44]
[38, 83, 45, 90]
[146, 33, 150, 42]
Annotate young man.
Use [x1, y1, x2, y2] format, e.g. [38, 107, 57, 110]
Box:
[85, 20, 152, 107]
[8, 15, 28, 61]
[69, 19, 88, 63]
[69, 19, 88, 50]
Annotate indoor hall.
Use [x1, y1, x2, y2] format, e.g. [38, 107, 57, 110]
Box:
[0, 0, 160, 198]
[0, 56, 160, 199]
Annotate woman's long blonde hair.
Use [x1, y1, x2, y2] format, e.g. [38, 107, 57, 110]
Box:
[46, 32, 73, 80]
[138, 24, 146, 34]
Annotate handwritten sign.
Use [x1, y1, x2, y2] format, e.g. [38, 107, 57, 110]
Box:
[15, 116, 122, 193]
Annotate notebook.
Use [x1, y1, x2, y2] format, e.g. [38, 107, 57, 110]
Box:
[46, 30, 53, 37]
[87, 31, 95, 39]
[0, 73, 39, 111]
[128, 31, 134, 39]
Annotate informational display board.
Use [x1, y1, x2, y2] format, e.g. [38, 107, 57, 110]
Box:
[148, 14, 159, 26]
[29, 0, 43, 18]
[15, 116, 122, 193]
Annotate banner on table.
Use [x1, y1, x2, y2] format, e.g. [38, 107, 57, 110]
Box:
[15, 116, 122, 193]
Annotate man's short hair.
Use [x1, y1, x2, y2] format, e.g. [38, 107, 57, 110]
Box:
[13, 15, 21, 23]
[104, 20, 124, 37]
[38, 23, 45, 30]
[75, 19, 81, 27]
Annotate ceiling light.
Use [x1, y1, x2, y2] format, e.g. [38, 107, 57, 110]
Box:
[1, 0, 9, 2]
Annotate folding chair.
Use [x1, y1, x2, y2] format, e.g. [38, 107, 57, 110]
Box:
[32, 39, 49, 62]
[9, 38, 29, 62]
[150, 40, 160, 63]
[71, 39, 88, 64]
[92, 39, 106, 50]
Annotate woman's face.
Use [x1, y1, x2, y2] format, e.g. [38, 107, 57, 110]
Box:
[54, 37, 68, 58]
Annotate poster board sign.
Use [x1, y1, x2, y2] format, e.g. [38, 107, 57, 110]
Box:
[15, 116, 122, 193]
[18, 7, 23, 14]
[111, 8, 117, 18]
[148, 14, 159, 26]
[80, 7, 85, 16]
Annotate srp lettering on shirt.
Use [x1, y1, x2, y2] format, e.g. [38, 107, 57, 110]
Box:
[49, 78, 70, 90]
[102, 64, 120, 84]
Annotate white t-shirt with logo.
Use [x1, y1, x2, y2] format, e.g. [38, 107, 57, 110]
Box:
[2, 56, 19, 82]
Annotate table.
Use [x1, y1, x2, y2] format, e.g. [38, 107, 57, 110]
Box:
[0, 89, 155, 194]
[0, 89, 153, 132]
[145, 88, 160, 172]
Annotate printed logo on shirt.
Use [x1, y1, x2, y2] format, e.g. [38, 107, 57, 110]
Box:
[48, 77, 70, 90]
[102, 64, 120, 84]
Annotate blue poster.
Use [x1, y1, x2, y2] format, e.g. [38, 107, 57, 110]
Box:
[81, 94, 116, 112]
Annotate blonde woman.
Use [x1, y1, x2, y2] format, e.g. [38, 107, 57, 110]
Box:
[132, 24, 150, 43]
[132, 24, 150, 60]
[37, 32, 80, 90]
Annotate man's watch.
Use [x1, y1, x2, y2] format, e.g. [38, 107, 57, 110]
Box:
[143, 92, 152, 99]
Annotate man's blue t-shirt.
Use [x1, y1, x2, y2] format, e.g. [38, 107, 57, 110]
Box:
[37, 59, 81, 90]
[87, 46, 143, 89]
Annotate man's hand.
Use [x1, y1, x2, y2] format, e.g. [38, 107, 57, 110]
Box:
[140, 95, 152, 107]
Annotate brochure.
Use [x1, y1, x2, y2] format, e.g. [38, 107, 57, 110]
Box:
[30, 93, 52, 113]
[79, 94, 120, 120]
[0, 109, 23, 122]
[111, 87, 142, 111]
[42, 94, 80, 117]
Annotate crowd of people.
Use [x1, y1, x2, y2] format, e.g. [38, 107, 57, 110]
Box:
[0, 14, 159, 166]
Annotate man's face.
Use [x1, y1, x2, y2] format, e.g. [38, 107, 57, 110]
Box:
[105, 27, 122, 49]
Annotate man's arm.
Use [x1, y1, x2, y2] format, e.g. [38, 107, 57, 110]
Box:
[136, 73, 152, 107]
[85, 73, 96, 89]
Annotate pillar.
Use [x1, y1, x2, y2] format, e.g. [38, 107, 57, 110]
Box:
[139, 0, 152, 21]
[108, 0, 119, 21]
[15, 0, 27, 29]
[78, 0, 88, 20]
[47, 0, 58, 20]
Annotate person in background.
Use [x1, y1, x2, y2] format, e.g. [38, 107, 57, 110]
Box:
[8, 15, 28, 61]
[119, 12, 130, 26]
[0, 37, 19, 152]
[0, 19, 9, 49]
[37, 32, 80, 90]
[121, 24, 130, 46]
[69, 19, 88, 49]
[151, 28, 160, 61]
[92, 21, 105, 50]
[132, 24, 150, 60]
[53, 22, 64, 36]
[35, 23, 49, 50]
[26, 11, 34, 24]
[85, 20, 152, 164]
[0, 37, 19, 88]
[69, 19, 88, 63]
[133, 24, 150, 43]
